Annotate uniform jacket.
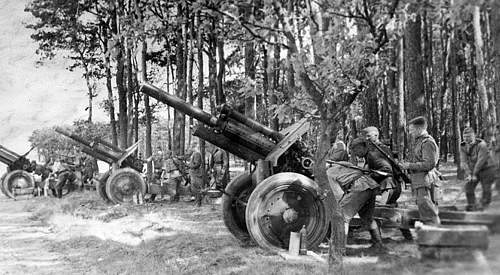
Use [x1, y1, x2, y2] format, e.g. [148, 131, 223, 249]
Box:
[326, 162, 379, 193]
[189, 151, 203, 177]
[408, 131, 440, 189]
[364, 148, 394, 189]
[460, 138, 497, 176]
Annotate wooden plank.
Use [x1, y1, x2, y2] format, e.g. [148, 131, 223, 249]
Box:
[416, 223, 489, 249]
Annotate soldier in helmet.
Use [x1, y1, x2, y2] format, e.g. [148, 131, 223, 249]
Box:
[362, 126, 401, 206]
[149, 148, 165, 202]
[327, 137, 387, 253]
[187, 144, 204, 207]
[163, 149, 183, 202]
[209, 147, 228, 190]
[460, 127, 498, 211]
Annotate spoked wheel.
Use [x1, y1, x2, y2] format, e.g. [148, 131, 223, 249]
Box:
[222, 172, 254, 244]
[105, 168, 146, 204]
[245, 172, 329, 252]
[0, 173, 7, 197]
[96, 170, 112, 203]
[1, 170, 35, 199]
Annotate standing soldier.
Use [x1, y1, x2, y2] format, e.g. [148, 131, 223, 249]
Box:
[188, 145, 204, 207]
[51, 158, 77, 198]
[163, 150, 183, 202]
[210, 148, 228, 190]
[81, 155, 98, 190]
[327, 132, 349, 161]
[399, 116, 441, 225]
[362, 126, 401, 205]
[150, 148, 165, 202]
[460, 127, 498, 211]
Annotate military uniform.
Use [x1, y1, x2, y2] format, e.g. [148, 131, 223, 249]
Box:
[210, 148, 228, 189]
[406, 131, 441, 224]
[370, 142, 401, 205]
[327, 161, 384, 249]
[150, 155, 165, 201]
[460, 138, 498, 209]
[51, 160, 76, 198]
[189, 149, 204, 206]
[164, 155, 183, 201]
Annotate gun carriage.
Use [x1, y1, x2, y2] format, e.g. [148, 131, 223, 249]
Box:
[140, 83, 330, 251]
[55, 128, 152, 204]
[0, 145, 36, 198]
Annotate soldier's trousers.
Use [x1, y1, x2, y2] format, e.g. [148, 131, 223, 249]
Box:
[465, 166, 497, 207]
[413, 187, 440, 225]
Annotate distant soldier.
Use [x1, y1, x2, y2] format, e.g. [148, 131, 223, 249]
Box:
[399, 116, 441, 225]
[210, 148, 228, 190]
[460, 127, 498, 211]
[51, 158, 77, 198]
[327, 132, 349, 161]
[81, 155, 98, 190]
[163, 150, 183, 202]
[362, 126, 401, 205]
[188, 145, 204, 207]
[150, 149, 165, 202]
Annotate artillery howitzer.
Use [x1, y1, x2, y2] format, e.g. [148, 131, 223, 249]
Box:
[0, 145, 36, 198]
[55, 128, 151, 204]
[140, 83, 329, 251]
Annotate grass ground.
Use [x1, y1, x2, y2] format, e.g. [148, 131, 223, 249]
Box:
[10, 162, 500, 274]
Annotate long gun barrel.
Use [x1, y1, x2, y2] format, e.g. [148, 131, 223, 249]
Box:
[55, 127, 122, 162]
[140, 83, 219, 127]
[0, 145, 21, 165]
[140, 83, 277, 160]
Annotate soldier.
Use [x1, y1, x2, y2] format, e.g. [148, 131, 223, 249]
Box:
[149, 148, 165, 202]
[460, 127, 498, 211]
[188, 145, 204, 207]
[81, 155, 98, 190]
[210, 148, 228, 190]
[51, 158, 77, 198]
[399, 116, 441, 225]
[327, 138, 387, 252]
[327, 132, 349, 161]
[362, 126, 401, 205]
[163, 150, 183, 202]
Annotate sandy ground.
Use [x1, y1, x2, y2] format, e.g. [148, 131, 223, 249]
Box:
[0, 163, 500, 274]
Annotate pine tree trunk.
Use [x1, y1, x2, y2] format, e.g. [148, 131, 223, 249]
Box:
[491, 0, 500, 124]
[103, 31, 118, 146]
[173, 5, 186, 156]
[114, 0, 127, 149]
[473, 5, 492, 127]
[196, 11, 206, 186]
[187, 15, 194, 148]
[127, 48, 135, 146]
[397, 32, 406, 160]
[404, 5, 426, 118]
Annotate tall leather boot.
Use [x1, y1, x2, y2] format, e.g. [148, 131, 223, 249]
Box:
[368, 228, 388, 254]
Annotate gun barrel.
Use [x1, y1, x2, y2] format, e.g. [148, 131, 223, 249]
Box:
[55, 127, 122, 162]
[0, 146, 20, 165]
[220, 104, 284, 142]
[140, 83, 218, 127]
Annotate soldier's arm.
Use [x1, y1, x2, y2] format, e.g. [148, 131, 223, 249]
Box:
[190, 153, 201, 169]
[459, 145, 471, 175]
[473, 142, 489, 176]
[407, 142, 436, 172]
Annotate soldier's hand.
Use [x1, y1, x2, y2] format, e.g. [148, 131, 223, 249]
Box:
[465, 175, 472, 182]
[398, 162, 410, 170]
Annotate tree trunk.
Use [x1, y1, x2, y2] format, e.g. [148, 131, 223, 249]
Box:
[102, 28, 118, 146]
[216, 21, 226, 105]
[187, 15, 194, 148]
[398, 31, 406, 160]
[473, 5, 492, 127]
[449, 27, 464, 177]
[491, 0, 500, 125]
[115, 38, 127, 149]
[196, 11, 207, 187]
[173, 5, 186, 156]
[126, 48, 135, 146]
[404, 5, 426, 118]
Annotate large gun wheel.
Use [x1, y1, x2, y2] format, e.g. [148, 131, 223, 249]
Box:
[96, 170, 112, 203]
[105, 168, 146, 204]
[1, 170, 35, 199]
[222, 172, 254, 244]
[245, 172, 329, 251]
